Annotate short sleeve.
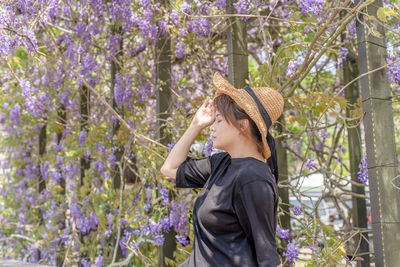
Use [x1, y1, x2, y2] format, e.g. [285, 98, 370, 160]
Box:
[175, 152, 229, 189]
[175, 156, 211, 188]
[233, 180, 281, 267]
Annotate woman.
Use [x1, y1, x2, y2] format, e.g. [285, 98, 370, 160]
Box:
[161, 72, 284, 267]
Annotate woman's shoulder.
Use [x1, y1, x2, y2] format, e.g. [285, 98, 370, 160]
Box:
[209, 151, 230, 163]
[209, 151, 230, 169]
[234, 158, 275, 187]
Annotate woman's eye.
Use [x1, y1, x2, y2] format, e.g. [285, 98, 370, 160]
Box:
[217, 120, 222, 123]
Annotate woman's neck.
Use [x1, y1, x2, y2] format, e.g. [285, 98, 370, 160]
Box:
[226, 136, 264, 161]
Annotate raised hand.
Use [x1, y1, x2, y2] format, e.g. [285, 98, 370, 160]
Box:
[190, 96, 215, 130]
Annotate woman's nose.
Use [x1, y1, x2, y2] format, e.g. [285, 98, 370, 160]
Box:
[210, 123, 216, 132]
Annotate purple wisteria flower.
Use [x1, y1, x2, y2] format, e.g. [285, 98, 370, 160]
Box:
[153, 234, 165, 246]
[105, 229, 112, 238]
[160, 216, 171, 232]
[78, 54, 98, 87]
[158, 19, 169, 37]
[318, 129, 328, 139]
[180, 2, 191, 14]
[19, 78, 46, 118]
[277, 225, 291, 239]
[149, 24, 158, 43]
[0, 34, 13, 59]
[199, 4, 211, 15]
[140, 224, 151, 236]
[176, 234, 190, 246]
[176, 41, 185, 59]
[18, 213, 26, 225]
[170, 200, 189, 237]
[22, 28, 38, 55]
[114, 73, 125, 108]
[137, 84, 152, 104]
[89, 211, 99, 230]
[119, 231, 130, 257]
[74, 22, 87, 37]
[167, 142, 175, 150]
[290, 205, 302, 216]
[70, 203, 80, 217]
[339, 47, 348, 61]
[216, 0, 226, 10]
[286, 60, 297, 77]
[51, 170, 62, 184]
[283, 239, 300, 264]
[95, 256, 103, 267]
[357, 155, 368, 185]
[141, 0, 151, 9]
[149, 218, 162, 235]
[305, 157, 316, 171]
[122, 218, 129, 226]
[297, 0, 325, 17]
[95, 160, 105, 176]
[107, 213, 113, 229]
[144, 187, 152, 212]
[387, 56, 400, 88]
[0, 111, 6, 124]
[80, 259, 91, 267]
[169, 10, 180, 25]
[109, 152, 116, 168]
[9, 103, 21, 125]
[160, 186, 169, 206]
[108, 34, 122, 57]
[40, 161, 50, 181]
[190, 18, 210, 37]
[203, 139, 213, 157]
[233, 0, 248, 21]
[76, 214, 90, 235]
[79, 131, 87, 146]
[346, 19, 356, 40]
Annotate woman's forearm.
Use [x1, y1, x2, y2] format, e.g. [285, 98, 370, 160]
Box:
[160, 122, 203, 179]
[161, 97, 215, 179]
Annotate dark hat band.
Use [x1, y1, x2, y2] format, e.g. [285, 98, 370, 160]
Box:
[244, 86, 272, 129]
[244, 86, 279, 183]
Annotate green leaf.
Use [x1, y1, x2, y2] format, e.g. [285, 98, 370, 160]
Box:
[305, 32, 315, 42]
[288, 125, 302, 133]
[15, 48, 28, 59]
[66, 149, 80, 158]
[320, 224, 335, 234]
[377, 7, 397, 22]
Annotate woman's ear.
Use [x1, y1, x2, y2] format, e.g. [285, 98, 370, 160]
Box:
[239, 119, 250, 132]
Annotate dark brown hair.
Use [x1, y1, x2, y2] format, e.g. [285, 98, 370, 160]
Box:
[213, 94, 263, 154]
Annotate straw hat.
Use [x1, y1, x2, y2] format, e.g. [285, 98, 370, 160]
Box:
[213, 72, 284, 159]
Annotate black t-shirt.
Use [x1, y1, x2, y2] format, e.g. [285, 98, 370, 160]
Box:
[175, 152, 281, 267]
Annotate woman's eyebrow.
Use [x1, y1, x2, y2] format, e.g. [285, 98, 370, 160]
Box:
[216, 114, 221, 117]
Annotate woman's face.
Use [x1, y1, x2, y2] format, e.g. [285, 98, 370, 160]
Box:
[210, 110, 241, 151]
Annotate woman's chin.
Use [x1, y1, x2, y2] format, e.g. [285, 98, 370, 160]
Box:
[213, 143, 222, 151]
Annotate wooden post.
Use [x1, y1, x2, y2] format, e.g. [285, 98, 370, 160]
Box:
[38, 123, 47, 194]
[276, 116, 290, 249]
[79, 85, 90, 186]
[355, 0, 400, 265]
[57, 105, 66, 195]
[268, 9, 291, 258]
[343, 47, 370, 266]
[155, 5, 176, 265]
[109, 24, 126, 263]
[226, 0, 248, 88]
[78, 84, 90, 267]
[111, 24, 124, 190]
[56, 104, 66, 266]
